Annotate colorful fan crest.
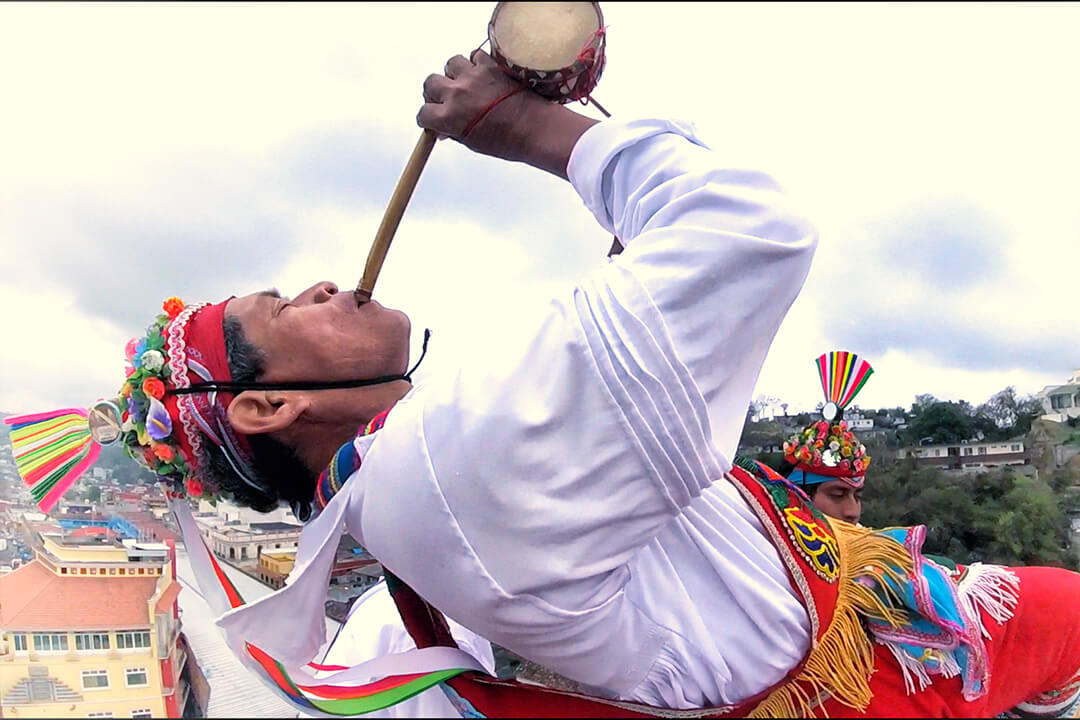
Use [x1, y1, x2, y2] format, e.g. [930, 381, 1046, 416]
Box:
[815, 350, 874, 422]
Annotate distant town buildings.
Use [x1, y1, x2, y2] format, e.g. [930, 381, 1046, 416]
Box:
[256, 552, 295, 589]
[0, 529, 200, 717]
[191, 500, 304, 565]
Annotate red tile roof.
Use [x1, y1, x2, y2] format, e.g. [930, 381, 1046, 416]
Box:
[71, 527, 117, 539]
[0, 561, 158, 630]
[154, 580, 181, 614]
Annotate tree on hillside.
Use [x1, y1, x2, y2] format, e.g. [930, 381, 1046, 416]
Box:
[750, 395, 783, 421]
[740, 421, 786, 452]
[976, 386, 1044, 439]
[903, 401, 974, 445]
[989, 475, 1072, 566]
[910, 394, 939, 416]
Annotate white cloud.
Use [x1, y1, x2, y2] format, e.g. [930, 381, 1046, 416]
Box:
[0, 285, 127, 412]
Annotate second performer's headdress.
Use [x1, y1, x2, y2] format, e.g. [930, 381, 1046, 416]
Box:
[784, 351, 874, 490]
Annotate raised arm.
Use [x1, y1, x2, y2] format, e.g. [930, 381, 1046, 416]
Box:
[420, 51, 816, 461]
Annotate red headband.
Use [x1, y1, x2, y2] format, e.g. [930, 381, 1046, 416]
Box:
[162, 298, 261, 496]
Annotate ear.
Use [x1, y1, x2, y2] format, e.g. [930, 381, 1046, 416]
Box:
[227, 391, 311, 436]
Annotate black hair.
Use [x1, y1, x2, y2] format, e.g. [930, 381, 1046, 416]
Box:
[775, 457, 798, 478]
[775, 457, 820, 499]
[197, 316, 315, 519]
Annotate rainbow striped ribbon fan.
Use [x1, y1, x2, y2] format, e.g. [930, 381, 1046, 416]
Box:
[4, 409, 101, 513]
[815, 351, 874, 411]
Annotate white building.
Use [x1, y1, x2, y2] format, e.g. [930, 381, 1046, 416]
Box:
[196, 499, 300, 526]
[843, 412, 874, 430]
[191, 501, 303, 564]
[899, 438, 1027, 471]
[1038, 369, 1080, 423]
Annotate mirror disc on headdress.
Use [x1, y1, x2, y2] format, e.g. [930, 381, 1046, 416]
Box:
[821, 401, 840, 422]
[88, 400, 123, 445]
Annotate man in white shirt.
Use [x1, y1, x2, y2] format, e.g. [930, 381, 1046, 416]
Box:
[200, 49, 1080, 718]
[12, 46, 1080, 718]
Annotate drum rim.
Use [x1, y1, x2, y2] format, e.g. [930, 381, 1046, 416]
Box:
[487, 1, 605, 74]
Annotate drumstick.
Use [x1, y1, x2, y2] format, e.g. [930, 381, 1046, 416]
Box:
[354, 128, 439, 304]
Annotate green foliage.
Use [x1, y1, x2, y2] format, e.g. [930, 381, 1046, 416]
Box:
[740, 421, 786, 451]
[899, 386, 1043, 446]
[903, 401, 974, 445]
[861, 465, 1077, 570]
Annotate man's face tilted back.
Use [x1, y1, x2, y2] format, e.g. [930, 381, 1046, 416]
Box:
[226, 281, 412, 386]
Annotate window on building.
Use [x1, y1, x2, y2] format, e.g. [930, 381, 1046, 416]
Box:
[130, 710, 153, 719]
[964, 447, 973, 456]
[125, 667, 149, 687]
[81, 669, 110, 690]
[1011, 444, 1021, 452]
[13, 634, 28, 651]
[978, 447, 987, 455]
[86, 713, 114, 718]
[75, 633, 111, 651]
[33, 632, 69, 652]
[116, 630, 151, 650]
[1051, 394, 1073, 410]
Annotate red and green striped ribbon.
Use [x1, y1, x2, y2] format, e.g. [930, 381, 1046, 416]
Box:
[201, 534, 469, 714]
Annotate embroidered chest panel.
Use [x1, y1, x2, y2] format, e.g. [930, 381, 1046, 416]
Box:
[741, 462, 841, 583]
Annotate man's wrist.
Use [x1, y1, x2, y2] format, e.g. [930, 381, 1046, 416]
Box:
[516, 101, 600, 180]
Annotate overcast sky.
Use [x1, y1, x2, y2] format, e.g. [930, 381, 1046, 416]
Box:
[1, 2, 1078, 420]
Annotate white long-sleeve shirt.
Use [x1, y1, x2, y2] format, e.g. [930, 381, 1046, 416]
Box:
[220, 117, 818, 710]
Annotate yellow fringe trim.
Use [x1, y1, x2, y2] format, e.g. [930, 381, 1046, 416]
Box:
[748, 521, 915, 719]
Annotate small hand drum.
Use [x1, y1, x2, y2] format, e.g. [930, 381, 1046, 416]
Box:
[488, 1, 606, 103]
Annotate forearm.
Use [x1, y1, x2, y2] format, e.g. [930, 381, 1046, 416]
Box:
[511, 99, 599, 179]
[570, 119, 818, 459]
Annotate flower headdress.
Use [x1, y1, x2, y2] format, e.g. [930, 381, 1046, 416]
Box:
[4, 296, 262, 511]
[783, 351, 874, 489]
